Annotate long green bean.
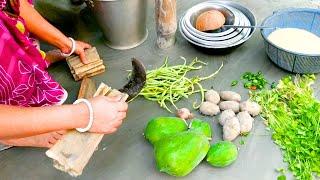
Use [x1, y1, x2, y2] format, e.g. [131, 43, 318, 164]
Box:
[137, 57, 223, 113]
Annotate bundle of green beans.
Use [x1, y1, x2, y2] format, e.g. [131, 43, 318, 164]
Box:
[138, 57, 223, 112]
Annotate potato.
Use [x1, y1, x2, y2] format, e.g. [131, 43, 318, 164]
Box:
[220, 91, 241, 102]
[240, 100, 261, 116]
[205, 90, 220, 104]
[219, 101, 240, 113]
[219, 109, 236, 126]
[176, 108, 194, 120]
[199, 101, 220, 116]
[223, 117, 240, 141]
[237, 111, 254, 134]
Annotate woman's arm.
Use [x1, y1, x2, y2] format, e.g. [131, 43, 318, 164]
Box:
[18, 0, 90, 63]
[0, 103, 87, 139]
[0, 96, 128, 139]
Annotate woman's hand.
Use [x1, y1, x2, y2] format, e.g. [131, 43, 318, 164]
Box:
[81, 96, 128, 134]
[60, 39, 92, 64]
[74, 40, 92, 64]
[19, 0, 92, 64]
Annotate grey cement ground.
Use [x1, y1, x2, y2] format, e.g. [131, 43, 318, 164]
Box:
[0, 0, 319, 179]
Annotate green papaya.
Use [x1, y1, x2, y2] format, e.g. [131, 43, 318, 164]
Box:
[144, 117, 188, 144]
[189, 119, 212, 139]
[206, 141, 238, 167]
[154, 131, 210, 177]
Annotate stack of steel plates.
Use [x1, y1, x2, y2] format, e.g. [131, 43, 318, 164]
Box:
[179, 1, 256, 50]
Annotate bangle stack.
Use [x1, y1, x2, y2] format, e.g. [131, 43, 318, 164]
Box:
[61, 37, 76, 57]
[73, 98, 94, 133]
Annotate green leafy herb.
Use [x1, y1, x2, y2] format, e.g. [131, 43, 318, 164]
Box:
[251, 75, 320, 180]
[231, 80, 238, 87]
[137, 57, 223, 112]
[241, 71, 268, 90]
[271, 82, 276, 89]
[277, 175, 286, 180]
[239, 139, 245, 145]
[276, 168, 286, 174]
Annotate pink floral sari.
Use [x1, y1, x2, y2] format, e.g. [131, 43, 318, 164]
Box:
[0, 0, 67, 107]
[0, 0, 67, 151]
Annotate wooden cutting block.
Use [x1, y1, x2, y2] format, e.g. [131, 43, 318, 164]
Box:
[46, 79, 128, 176]
[66, 47, 101, 68]
[72, 61, 103, 75]
[77, 64, 105, 78]
[69, 59, 103, 72]
[66, 47, 106, 81]
[72, 65, 105, 81]
[73, 68, 106, 82]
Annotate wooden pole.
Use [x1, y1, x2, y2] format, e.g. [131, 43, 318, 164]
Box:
[155, 0, 177, 49]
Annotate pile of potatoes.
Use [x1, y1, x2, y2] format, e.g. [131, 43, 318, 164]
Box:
[199, 90, 261, 141]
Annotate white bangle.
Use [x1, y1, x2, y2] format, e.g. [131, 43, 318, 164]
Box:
[73, 98, 94, 133]
[61, 37, 76, 57]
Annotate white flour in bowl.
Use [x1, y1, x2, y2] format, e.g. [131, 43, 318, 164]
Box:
[267, 28, 320, 55]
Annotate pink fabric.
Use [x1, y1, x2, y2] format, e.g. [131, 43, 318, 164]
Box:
[0, 0, 66, 107]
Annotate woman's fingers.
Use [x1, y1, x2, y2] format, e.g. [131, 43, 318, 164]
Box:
[107, 128, 118, 134]
[48, 136, 57, 144]
[116, 102, 128, 112]
[78, 41, 91, 49]
[56, 130, 67, 135]
[115, 112, 127, 122]
[75, 40, 92, 64]
[103, 96, 128, 112]
[51, 132, 63, 140]
[105, 95, 122, 102]
[78, 50, 88, 64]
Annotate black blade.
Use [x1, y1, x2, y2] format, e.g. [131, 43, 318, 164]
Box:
[119, 58, 146, 101]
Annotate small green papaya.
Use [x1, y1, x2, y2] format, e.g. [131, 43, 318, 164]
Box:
[206, 141, 238, 167]
[189, 119, 212, 139]
[154, 131, 210, 177]
[144, 117, 188, 144]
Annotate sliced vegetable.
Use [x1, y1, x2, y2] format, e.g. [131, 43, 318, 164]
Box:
[241, 71, 268, 90]
[231, 80, 238, 87]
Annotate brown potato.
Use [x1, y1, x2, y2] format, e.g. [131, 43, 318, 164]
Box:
[219, 101, 240, 113]
[223, 117, 240, 141]
[205, 89, 220, 104]
[237, 111, 254, 134]
[199, 101, 220, 116]
[240, 100, 261, 116]
[220, 91, 241, 102]
[219, 109, 236, 126]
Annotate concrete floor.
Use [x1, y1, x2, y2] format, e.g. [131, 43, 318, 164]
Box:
[0, 0, 319, 179]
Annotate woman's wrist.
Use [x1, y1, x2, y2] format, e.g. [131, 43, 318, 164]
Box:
[72, 103, 90, 129]
[58, 36, 73, 54]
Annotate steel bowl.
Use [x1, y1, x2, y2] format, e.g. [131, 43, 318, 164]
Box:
[182, 6, 246, 41]
[261, 8, 320, 73]
[181, 7, 251, 42]
[179, 1, 256, 50]
[183, 3, 240, 37]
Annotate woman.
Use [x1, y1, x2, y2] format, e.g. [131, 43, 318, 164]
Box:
[0, 0, 128, 149]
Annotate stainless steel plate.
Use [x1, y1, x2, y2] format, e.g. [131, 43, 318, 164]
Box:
[183, 3, 240, 37]
[179, 1, 256, 49]
[182, 6, 251, 42]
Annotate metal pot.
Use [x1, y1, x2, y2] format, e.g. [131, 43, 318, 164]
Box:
[92, 0, 148, 50]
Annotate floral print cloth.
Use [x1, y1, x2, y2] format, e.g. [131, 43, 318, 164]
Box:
[0, 0, 67, 107]
[0, 0, 68, 151]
